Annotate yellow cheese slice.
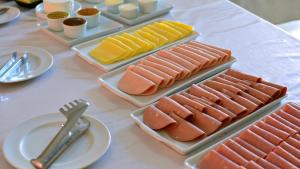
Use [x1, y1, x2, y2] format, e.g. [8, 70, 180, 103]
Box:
[102, 37, 134, 58]
[140, 27, 169, 46]
[115, 35, 142, 57]
[147, 24, 178, 42]
[165, 21, 194, 33]
[133, 30, 159, 48]
[163, 21, 191, 36]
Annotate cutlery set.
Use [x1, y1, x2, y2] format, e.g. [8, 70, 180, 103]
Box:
[0, 52, 29, 80]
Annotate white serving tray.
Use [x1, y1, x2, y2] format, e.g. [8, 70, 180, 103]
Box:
[72, 18, 199, 72]
[184, 102, 291, 169]
[39, 15, 123, 46]
[99, 57, 236, 107]
[130, 70, 287, 155]
[102, 0, 173, 25]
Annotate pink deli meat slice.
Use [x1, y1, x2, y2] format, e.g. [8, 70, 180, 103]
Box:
[143, 105, 176, 130]
[156, 97, 193, 119]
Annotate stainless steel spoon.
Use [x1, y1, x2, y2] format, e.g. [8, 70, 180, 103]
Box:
[0, 8, 9, 15]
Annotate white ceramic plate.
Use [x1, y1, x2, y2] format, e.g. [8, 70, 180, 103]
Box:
[0, 6, 20, 24]
[130, 70, 287, 155]
[39, 15, 123, 46]
[184, 102, 292, 169]
[0, 46, 53, 83]
[99, 57, 236, 107]
[102, 0, 173, 25]
[72, 18, 199, 72]
[3, 113, 111, 169]
[35, 1, 82, 20]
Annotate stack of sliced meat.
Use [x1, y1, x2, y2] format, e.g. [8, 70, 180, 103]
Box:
[198, 103, 300, 169]
[143, 69, 287, 142]
[118, 40, 232, 95]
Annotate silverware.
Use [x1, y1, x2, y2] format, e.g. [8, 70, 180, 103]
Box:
[31, 99, 91, 169]
[0, 52, 17, 77]
[0, 7, 9, 15]
[0, 52, 28, 79]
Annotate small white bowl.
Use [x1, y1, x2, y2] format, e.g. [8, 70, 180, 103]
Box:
[138, 0, 157, 13]
[105, 0, 124, 13]
[63, 17, 87, 38]
[77, 8, 101, 28]
[85, 0, 104, 4]
[46, 11, 69, 31]
[119, 3, 138, 19]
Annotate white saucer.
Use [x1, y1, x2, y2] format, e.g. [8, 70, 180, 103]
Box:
[0, 46, 54, 83]
[35, 1, 82, 20]
[0, 6, 21, 24]
[3, 113, 111, 169]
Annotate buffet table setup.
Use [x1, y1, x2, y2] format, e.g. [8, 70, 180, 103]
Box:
[1, 0, 300, 168]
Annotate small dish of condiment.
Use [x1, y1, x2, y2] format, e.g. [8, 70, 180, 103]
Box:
[77, 7, 101, 28]
[138, 0, 157, 13]
[63, 17, 87, 38]
[46, 11, 69, 31]
[105, 0, 124, 13]
[118, 3, 138, 19]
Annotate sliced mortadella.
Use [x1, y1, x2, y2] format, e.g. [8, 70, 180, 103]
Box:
[216, 144, 248, 166]
[165, 113, 206, 141]
[200, 84, 248, 117]
[270, 113, 300, 132]
[179, 44, 218, 66]
[245, 161, 264, 169]
[171, 94, 206, 112]
[143, 105, 176, 130]
[225, 69, 262, 82]
[170, 46, 210, 67]
[255, 121, 289, 140]
[185, 44, 224, 63]
[239, 129, 275, 153]
[286, 137, 300, 149]
[198, 150, 243, 169]
[204, 80, 242, 94]
[156, 50, 198, 74]
[128, 65, 164, 87]
[189, 84, 221, 103]
[146, 55, 190, 79]
[261, 80, 287, 97]
[118, 70, 158, 95]
[139, 60, 181, 80]
[184, 105, 222, 135]
[238, 83, 272, 104]
[264, 115, 297, 135]
[234, 137, 267, 158]
[284, 104, 300, 119]
[293, 134, 300, 141]
[213, 76, 247, 91]
[256, 158, 280, 169]
[219, 73, 251, 85]
[280, 142, 300, 159]
[239, 91, 264, 107]
[213, 104, 237, 121]
[188, 40, 231, 58]
[251, 83, 281, 98]
[156, 97, 193, 119]
[273, 146, 300, 168]
[266, 152, 298, 169]
[224, 139, 259, 161]
[167, 50, 203, 71]
[276, 110, 300, 128]
[139, 64, 175, 88]
[223, 89, 258, 113]
[249, 125, 282, 145]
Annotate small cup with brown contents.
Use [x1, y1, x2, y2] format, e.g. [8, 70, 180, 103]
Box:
[77, 8, 101, 28]
[63, 17, 87, 38]
[46, 11, 69, 31]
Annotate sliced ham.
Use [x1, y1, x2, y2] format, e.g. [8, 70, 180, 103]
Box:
[292, 134, 300, 141]
[118, 70, 158, 95]
[156, 97, 193, 119]
[285, 137, 300, 149]
[189, 84, 221, 103]
[239, 129, 275, 153]
[234, 137, 267, 158]
[266, 152, 298, 169]
[256, 158, 280, 169]
[219, 73, 252, 86]
[213, 76, 247, 91]
[185, 105, 222, 135]
[198, 150, 243, 169]
[143, 105, 176, 130]
[224, 139, 259, 161]
[239, 91, 264, 107]
[284, 104, 300, 119]
[273, 146, 300, 168]
[255, 121, 289, 140]
[245, 161, 264, 169]
[225, 69, 262, 82]
[270, 113, 300, 132]
[204, 80, 242, 94]
[185, 43, 225, 63]
[264, 115, 297, 135]
[188, 40, 231, 58]
[171, 94, 206, 112]
[238, 83, 272, 104]
[167, 50, 203, 70]
[280, 142, 300, 159]
[216, 144, 248, 166]
[261, 80, 287, 97]
[128, 65, 164, 87]
[165, 113, 206, 141]
[251, 82, 281, 98]
[276, 110, 300, 129]
[249, 125, 282, 145]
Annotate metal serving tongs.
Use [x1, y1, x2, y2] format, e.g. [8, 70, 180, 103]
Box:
[0, 52, 28, 79]
[31, 99, 91, 169]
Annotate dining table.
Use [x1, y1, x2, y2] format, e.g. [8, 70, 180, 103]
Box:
[1, 0, 300, 168]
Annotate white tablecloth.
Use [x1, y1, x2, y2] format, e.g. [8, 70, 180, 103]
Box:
[1, 0, 300, 168]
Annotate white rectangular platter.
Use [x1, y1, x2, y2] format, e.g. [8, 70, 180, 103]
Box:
[130, 70, 287, 155]
[102, 0, 173, 25]
[39, 15, 123, 46]
[72, 18, 199, 72]
[99, 56, 236, 107]
[184, 102, 291, 169]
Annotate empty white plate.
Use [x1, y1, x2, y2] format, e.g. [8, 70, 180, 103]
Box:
[0, 6, 20, 24]
[0, 46, 53, 83]
[3, 113, 111, 169]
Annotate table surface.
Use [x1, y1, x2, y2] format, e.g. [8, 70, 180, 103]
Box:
[1, 0, 300, 168]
